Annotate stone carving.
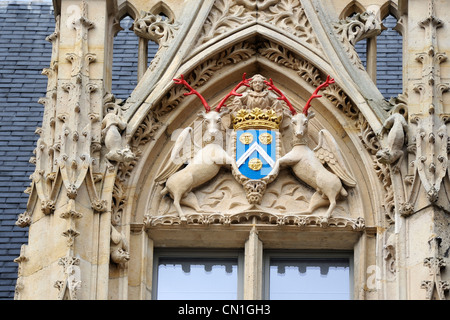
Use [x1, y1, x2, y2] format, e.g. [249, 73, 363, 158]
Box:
[383, 233, 396, 275]
[421, 256, 449, 300]
[13, 245, 28, 300]
[258, 41, 360, 120]
[267, 76, 356, 219]
[154, 74, 357, 221]
[228, 75, 285, 203]
[54, 256, 81, 300]
[410, 110, 449, 204]
[376, 113, 408, 172]
[15, 211, 32, 228]
[231, 74, 284, 112]
[133, 11, 179, 45]
[102, 94, 135, 164]
[196, 0, 321, 51]
[110, 225, 130, 266]
[333, 11, 384, 70]
[153, 42, 256, 118]
[155, 75, 248, 219]
[15, 0, 450, 301]
[133, 10, 180, 71]
[407, 0, 449, 206]
[16, 1, 106, 229]
[144, 211, 365, 231]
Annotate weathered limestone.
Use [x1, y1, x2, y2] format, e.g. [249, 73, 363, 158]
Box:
[14, 0, 449, 300]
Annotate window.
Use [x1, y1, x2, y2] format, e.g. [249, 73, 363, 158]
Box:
[153, 250, 244, 300]
[264, 251, 353, 300]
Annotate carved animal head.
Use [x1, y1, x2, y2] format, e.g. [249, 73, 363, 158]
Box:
[173, 73, 249, 144]
[198, 109, 229, 143]
[117, 147, 136, 163]
[291, 111, 315, 138]
[263, 75, 335, 138]
[376, 148, 391, 164]
[288, 75, 334, 138]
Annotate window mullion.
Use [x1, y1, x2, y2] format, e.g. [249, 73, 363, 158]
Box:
[243, 227, 264, 300]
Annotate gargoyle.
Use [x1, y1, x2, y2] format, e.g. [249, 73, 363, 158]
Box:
[101, 96, 135, 164]
[110, 224, 130, 265]
[376, 113, 408, 172]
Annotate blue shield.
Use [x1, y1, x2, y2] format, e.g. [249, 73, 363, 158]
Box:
[235, 129, 276, 179]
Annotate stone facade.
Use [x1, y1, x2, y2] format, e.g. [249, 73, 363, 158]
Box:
[9, 0, 450, 300]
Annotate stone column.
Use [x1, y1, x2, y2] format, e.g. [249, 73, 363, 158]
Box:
[400, 0, 450, 300]
[243, 226, 263, 299]
[15, 0, 116, 300]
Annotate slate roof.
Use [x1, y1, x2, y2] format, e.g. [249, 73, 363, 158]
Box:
[0, 0, 53, 299]
[0, 1, 403, 300]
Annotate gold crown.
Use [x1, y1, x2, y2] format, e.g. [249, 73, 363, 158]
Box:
[232, 108, 282, 130]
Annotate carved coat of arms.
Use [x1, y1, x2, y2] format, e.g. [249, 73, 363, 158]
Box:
[155, 73, 356, 221]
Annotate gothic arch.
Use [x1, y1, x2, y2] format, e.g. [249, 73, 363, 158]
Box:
[117, 1, 139, 20]
[127, 59, 383, 223]
[16, 0, 450, 302]
[113, 19, 391, 228]
[379, 1, 401, 21]
[149, 1, 176, 21]
[126, 22, 386, 138]
[108, 3, 392, 299]
[339, 0, 365, 19]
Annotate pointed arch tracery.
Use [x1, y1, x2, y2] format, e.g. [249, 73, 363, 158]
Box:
[106, 13, 394, 300]
[118, 28, 387, 233]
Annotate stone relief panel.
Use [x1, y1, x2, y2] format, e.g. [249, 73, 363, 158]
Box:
[151, 167, 355, 222]
[195, 0, 322, 53]
[144, 73, 364, 230]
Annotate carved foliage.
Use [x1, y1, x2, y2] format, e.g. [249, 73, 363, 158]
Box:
[259, 41, 359, 119]
[54, 256, 81, 300]
[153, 41, 256, 118]
[407, 0, 450, 207]
[421, 256, 449, 300]
[133, 11, 179, 45]
[333, 11, 383, 70]
[196, 0, 321, 52]
[18, 1, 106, 230]
[144, 211, 365, 231]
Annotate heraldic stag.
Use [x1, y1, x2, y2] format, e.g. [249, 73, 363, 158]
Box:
[266, 75, 356, 219]
[155, 74, 250, 220]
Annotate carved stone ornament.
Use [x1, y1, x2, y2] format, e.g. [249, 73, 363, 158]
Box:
[110, 224, 130, 267]
[145, 211, 365, 231]
[333, 10, 384, 70]
[102, 93, 136, 165]
[133, 11, 179, 45]
[196, 0, 321, 52]
[421, 256, 449, 300]
[154, 74, 358, 223]
[408, 0, 450, 207]
[376, 113, 408, 173]
[54, 256, 81, 300]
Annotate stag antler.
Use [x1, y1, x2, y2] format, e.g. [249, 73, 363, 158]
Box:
[302, 75, 335, 116]
[264, 78, 297, 115]
[173, 74, 211, 112]
[216, 73, 250, 112]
